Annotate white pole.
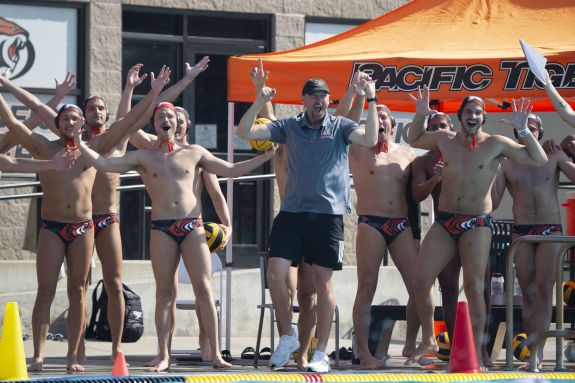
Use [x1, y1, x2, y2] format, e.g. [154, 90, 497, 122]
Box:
[225, 102, 234, 351]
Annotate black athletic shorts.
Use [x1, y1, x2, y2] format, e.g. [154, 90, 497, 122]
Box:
[269, 211, 344, 271]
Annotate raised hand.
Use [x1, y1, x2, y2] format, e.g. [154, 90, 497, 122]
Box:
[363, 79, 376, 99]
[71, 117, 85, 145]
[54, 72, 77, 99]
[185, 56, 210, 79]
[51, 148, 77, 170]
[0, 68, 11, 87]
[354, 71, 372, 96]
[498, 98, 533, 131]
[432, 161, 444, 181]
[150, 65, 171, 94]
[249, 59, 268, 91]
[257, 86, 276, 104]
[409, 86, 434, 116]
[126, 63, 148, 88]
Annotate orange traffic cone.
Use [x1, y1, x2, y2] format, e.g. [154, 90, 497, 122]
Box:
[0, 302, 29, 381]
[449, 301, 479, 373]
[112, 351, 129, 376]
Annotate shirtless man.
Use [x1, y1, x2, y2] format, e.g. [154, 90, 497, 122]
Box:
[492, 114, 575, 368]
[73, 101, 274, 371]
[83, 58, 210, 361]
[406, 87, 547, 369]
[0, 67, 171, 372]
[410, 113, 462, 342]
[118, 61, 221, 364]
[350, 103, 431, 369]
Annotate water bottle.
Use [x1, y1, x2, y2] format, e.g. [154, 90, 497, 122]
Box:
[491, 273, 504, 295]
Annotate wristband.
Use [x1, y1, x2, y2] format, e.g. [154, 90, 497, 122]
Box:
[517, 128, 531, 137]
[366, 97, 378, 103]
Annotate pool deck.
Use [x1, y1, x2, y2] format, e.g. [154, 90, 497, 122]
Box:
[16, 336, 575, 380]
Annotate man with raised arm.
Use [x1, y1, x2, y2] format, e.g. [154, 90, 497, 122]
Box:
[236, 60, 378, 373]
[543, 72, 575, 128]
[72, 101, 274, 371]
[405, 87, 547, 370]
[81, 58, 210, 362]
[410, 112, 463, 346]
[0, 67, 171, 372]
[492, 115, 575, 369]
[349, 102, 432, 369]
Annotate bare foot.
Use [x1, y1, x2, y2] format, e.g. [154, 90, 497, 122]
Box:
[403, 348, 434, 366]
[212, 356, 232, 369]
[66, 356, 85, 373]
[149, 358, 170, 372]
[78, 341, 86, 365]
[359, 355, 387, 369]
[29, 358, 43, 372]
[404, 342, 439, 365]
[143, 355, 161, 368]
[297, 358, 309, 370]
[200, 336, 212, 362]
[479, 365, 489, 372]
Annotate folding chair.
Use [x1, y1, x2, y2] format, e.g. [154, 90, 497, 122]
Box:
[172, 253, 223, 356]
[254, 252, 340, 368]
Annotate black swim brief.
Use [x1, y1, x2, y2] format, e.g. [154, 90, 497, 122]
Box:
[41, 219, 95, 247]
[357, 215, 410, 246]
[151, 217, 203, 244]
[436, 211, 493, 241]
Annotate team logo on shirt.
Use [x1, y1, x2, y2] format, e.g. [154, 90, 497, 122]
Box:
[0, 17, 35, 79]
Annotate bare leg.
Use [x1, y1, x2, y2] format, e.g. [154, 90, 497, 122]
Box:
[94, 222, 125, 361]
[296, 262, 316, 369]
[149, 231, 180, 372]
[458, 228, 492, 370]
[514, 239, 537, 338]
[181, 232, 231, 368]
[311, 265, 335, 356]
[531, 240, 560, 364]
[143, 266, 177, 368]
[406, 223, 456, 365]
[30, 230, 65, 372]
[196, 303, 212, 361]
[389, 229, 428, 362]
[352, 223, 387, 369]
[268, 257, 297, 337]
[65, 231, 94, 372]
[437, 255, 461, 341]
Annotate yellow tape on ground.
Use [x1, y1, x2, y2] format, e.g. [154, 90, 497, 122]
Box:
[185, 372, 575, 383]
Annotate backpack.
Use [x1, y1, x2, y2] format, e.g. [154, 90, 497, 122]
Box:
[85, 279, 144, 343]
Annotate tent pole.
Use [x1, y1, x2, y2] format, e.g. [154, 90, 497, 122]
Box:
[225, 101, 234, 352]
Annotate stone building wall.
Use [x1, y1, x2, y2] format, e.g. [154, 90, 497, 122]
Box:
[1, 0, 419, 262]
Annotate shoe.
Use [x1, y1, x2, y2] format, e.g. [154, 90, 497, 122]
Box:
[241, 346, 255, 359]
[307, 350, 331, 373]
[269, 326, 300, 368]
[259, 347, 272, 360]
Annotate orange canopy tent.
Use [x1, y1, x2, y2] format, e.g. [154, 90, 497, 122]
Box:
[228, 0, 575, 113]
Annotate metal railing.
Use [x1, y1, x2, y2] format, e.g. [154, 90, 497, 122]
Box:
[505, 235, 575, 371]
[0, 172, 276, 200]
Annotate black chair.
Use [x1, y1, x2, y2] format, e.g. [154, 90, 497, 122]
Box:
[254, 252, 340, 368]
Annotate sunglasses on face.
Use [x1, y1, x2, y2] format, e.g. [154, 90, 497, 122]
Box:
[378, 128, 385, 133]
